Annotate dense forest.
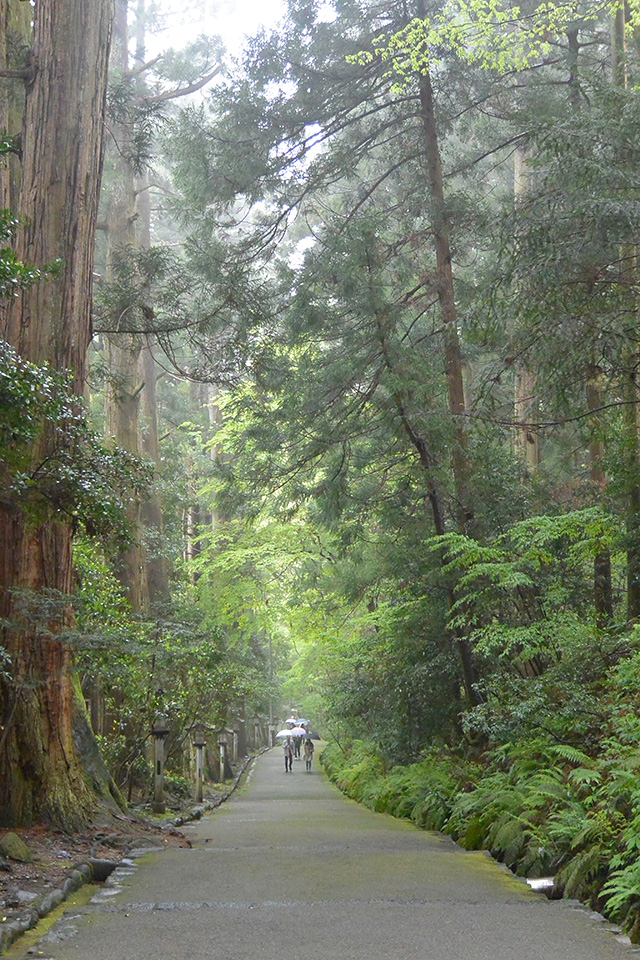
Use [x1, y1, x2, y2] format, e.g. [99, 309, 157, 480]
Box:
[4, 0, 640, 940]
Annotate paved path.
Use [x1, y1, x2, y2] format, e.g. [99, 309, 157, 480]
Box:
[18, 748, 639, 960]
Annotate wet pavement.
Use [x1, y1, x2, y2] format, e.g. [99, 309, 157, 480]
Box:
[11, 747, 640, 959]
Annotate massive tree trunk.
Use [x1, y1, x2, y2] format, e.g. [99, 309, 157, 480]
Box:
[587, 369, 613, 624]
[134, 3, 171, 608]
[623, 378, 640, 623]
[104, 330, 149, 612]
[103, 0, 149, 612]
[0, 0, 117, 827]
[513, 364, 540, 473]
[373, 300, 479, 707]
[512, 147, 540, 474]
[511, 71, 541, 475]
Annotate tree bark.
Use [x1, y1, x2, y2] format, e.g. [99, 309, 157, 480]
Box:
[413, 50, 479, 703]
[611, 2, 640, 623]
[514, 365, 540, 473]
[374, 307, 479, 707]
[566, 25, 612, 623]
[417, 67, 474, 535]
[134, 1, 171, 608]
[104, 329, 149, 612]
[0, 0, 116, 827]
[512, 145, 540, 475]
[623, 385, 640, 623]
[103, 0, 149, 612]
[587, 368, 613, 624]
[140, 338, 171, 607]
[511, 79, 540, 475]
[0, 0, 30, 212]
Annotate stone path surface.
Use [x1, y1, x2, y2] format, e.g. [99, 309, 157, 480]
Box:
[15, 748, 640, 960]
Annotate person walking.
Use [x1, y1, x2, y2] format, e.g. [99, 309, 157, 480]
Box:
[283, 737, 294, 772]
[303, 737, 314, 772]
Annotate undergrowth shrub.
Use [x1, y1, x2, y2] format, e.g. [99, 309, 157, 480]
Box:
[321, 741, 385, 802]
[321, 741, 473, 829]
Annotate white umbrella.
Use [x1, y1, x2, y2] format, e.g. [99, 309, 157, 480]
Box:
[275, 729, 293, 739]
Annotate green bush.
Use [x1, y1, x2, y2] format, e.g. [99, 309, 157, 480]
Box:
[322, 742, 471, 832]
[322, 740, 385, 802]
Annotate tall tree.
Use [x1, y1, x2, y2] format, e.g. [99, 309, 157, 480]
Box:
[0, 0, 117, 827]
[103, 0, 149, 612]
[611, 2, 640, 624]
[99, 0, 222, 609]
[168, 0, 512, 703]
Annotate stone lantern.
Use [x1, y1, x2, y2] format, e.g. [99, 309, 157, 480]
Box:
[192, 723, 206, 803]
[218, 731, 228, 783]
[151, 713, 170, 814]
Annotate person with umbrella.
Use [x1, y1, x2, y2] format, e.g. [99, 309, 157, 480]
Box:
[303, 737, 314, 772]
[282, 736, 294, 772]
[289, 725, 306, 760]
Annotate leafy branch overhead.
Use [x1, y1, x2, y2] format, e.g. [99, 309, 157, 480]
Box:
[355, 0, 619, 79]
[0, 340, 151, 542]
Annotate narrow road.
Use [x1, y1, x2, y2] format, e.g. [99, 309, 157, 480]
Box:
[19, 748, 637, 959]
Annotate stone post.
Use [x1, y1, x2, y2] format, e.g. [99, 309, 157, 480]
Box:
[193, 724, 206, 803]
[151, 713, 170, 814]
[218, 732, 228, 782]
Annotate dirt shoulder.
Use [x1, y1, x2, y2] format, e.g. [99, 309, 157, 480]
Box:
[0, 814, 190, 926]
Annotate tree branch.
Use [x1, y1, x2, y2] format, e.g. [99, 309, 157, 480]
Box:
[146, 65, 222, 104]
[466, 397, 640, 430]
[126, 54, 163, 78]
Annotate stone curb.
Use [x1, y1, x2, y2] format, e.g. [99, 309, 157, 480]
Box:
[0, 751, 263, 956]
[0, 859, 109, 955]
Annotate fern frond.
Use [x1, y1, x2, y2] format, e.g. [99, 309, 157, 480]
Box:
[548, 744, 595, 766]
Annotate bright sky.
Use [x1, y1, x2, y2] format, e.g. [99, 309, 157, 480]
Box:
[151, 0, 287, 60]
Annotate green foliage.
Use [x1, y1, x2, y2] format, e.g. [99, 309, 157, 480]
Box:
[75, 589, 224, 788]
[74, 538, 135, 630]
[107, 76, 168, 174]
[352, 0, 615, 79]
[0, 339, 152, 542]
[93, 245, 200, 337]
[602, 862, 640, 927]
[420, 509, 625, 748]
[0, 207, 55, 297]
[163, 770, 192, 799]
[322, 741, 386, 803]
[322, 740, 475, 831]
[74, 537, 273, 792]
